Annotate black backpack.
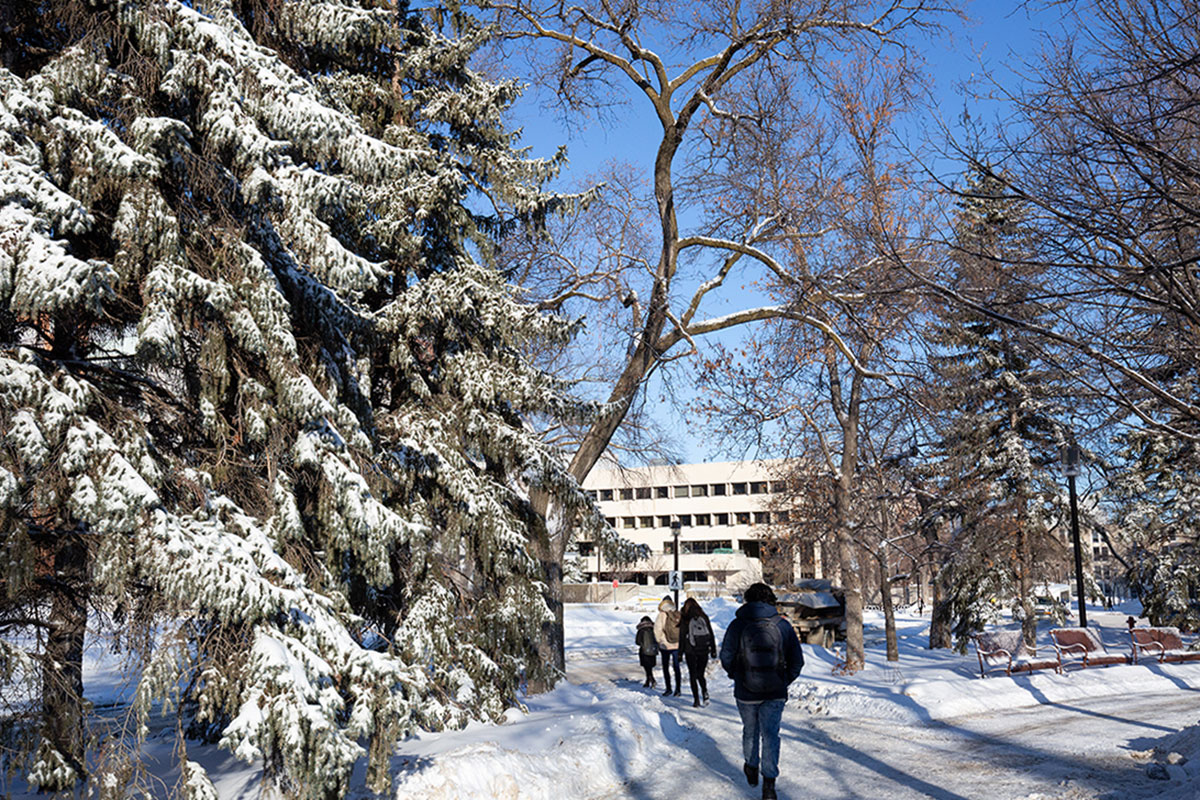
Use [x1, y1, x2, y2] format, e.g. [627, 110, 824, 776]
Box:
[685, 615, 712, 651]
[738, 615, 786, 695]
[637, 627, 657, 657]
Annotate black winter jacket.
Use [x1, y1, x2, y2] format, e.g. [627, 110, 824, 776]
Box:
[718, 601, 804, 702]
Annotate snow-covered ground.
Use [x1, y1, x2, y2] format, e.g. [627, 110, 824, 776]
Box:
[391, 598, 1200, 800]
[7, 599, 1200, 799]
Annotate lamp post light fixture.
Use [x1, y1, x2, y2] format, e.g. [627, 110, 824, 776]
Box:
[671, 519, 682, 609]
[1061, 441, 1087, 628]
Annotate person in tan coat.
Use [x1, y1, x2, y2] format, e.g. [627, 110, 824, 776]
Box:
[654, 595, 682, 696]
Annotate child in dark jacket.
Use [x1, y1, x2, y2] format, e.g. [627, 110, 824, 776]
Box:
[635, 616, 658, 687]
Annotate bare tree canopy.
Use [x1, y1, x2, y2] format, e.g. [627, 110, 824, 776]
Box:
[922, 0, 1200, 438]
[468, 0, 958, 681]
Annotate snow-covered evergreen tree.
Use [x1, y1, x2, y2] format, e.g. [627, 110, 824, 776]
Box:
[925, 168, 1069, 647]
[1110, 391, 1200, 628]
[0, 1, 601, 795]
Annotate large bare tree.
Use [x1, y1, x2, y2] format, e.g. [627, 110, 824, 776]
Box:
[918, 0, 1200, 440]
[473, 0, 956, 680]
[693, 51, 936, 671]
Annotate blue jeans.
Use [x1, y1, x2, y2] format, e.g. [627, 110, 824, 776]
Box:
[661, 648, 681, 690]
[737, 698, 785, 779]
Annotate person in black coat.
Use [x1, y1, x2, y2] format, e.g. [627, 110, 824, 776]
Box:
[719, 583, 804, 800]
[678, 597, 717, 707]
[635, 616, 657, 687]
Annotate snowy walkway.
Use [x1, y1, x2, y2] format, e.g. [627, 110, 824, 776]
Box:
[390, 601, 1200, 800]
[394, 666, 1200, 800]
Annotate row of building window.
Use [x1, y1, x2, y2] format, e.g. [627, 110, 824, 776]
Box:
[587, 480, 786, 502]
[579, 540, 762, 559]
[603, 511, 789, 529]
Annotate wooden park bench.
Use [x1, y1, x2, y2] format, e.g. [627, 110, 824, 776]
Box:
[973, 629, 1057, 678]
[1129, 626, 1200, 665]
[1049, 627, 1131, 672]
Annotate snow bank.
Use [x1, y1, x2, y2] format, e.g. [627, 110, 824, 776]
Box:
[907, 662, 1200, 720]
[392, 682, 687, 800]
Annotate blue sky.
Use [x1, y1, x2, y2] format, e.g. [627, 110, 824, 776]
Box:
[504, 2, 1062, 465]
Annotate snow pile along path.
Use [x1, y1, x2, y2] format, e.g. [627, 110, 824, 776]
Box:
[392, 682, 688, 800]
[907, 661, 1200, 720]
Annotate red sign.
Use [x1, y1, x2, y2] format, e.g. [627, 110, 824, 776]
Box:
[612, 579, 619, 589]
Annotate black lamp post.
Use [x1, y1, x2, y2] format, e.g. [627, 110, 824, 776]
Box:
[671, 519, 681, 609]
[1062, 441, 1087, 628]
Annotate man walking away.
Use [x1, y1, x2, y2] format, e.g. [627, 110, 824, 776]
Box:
[719, 583, 804, 800]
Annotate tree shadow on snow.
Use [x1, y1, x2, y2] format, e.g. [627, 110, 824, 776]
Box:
[592, 689, 744, 800]
[783, 720, 975, 800]
[781, 699, 1173, 800]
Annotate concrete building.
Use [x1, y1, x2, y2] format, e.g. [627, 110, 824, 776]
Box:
[579, 459, 821, 590]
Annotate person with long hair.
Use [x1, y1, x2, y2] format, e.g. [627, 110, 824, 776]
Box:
[654, 595, 682, 696]
[679, 597, 718, 707]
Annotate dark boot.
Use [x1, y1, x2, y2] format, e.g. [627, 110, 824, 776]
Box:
[692, 698, 701, 707]
[662, 681, 672, 696]
[762, 777, 777, 799]
[743, 763, 758, 787]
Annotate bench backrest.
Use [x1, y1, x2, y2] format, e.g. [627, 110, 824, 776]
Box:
[977, 629, 1034, 659]
[1050, 627, 1105, 653]
[1132, 627, 1184, 650]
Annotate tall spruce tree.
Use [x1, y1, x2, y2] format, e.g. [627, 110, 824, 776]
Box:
[0, 1, 601, 795]
[1109, 382, 1200, 628]
[926, 168, 1068, 648]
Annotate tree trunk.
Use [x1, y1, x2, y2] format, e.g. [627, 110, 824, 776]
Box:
[834, 518, 864, 670]
[40, 532, 89, 789]
[831, 360, 865, 672]
[879, 554, 898, 662]
[1016, 520, 1036, 647]
[928, 567, 953, 650]
[526, 492, 565, 691]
